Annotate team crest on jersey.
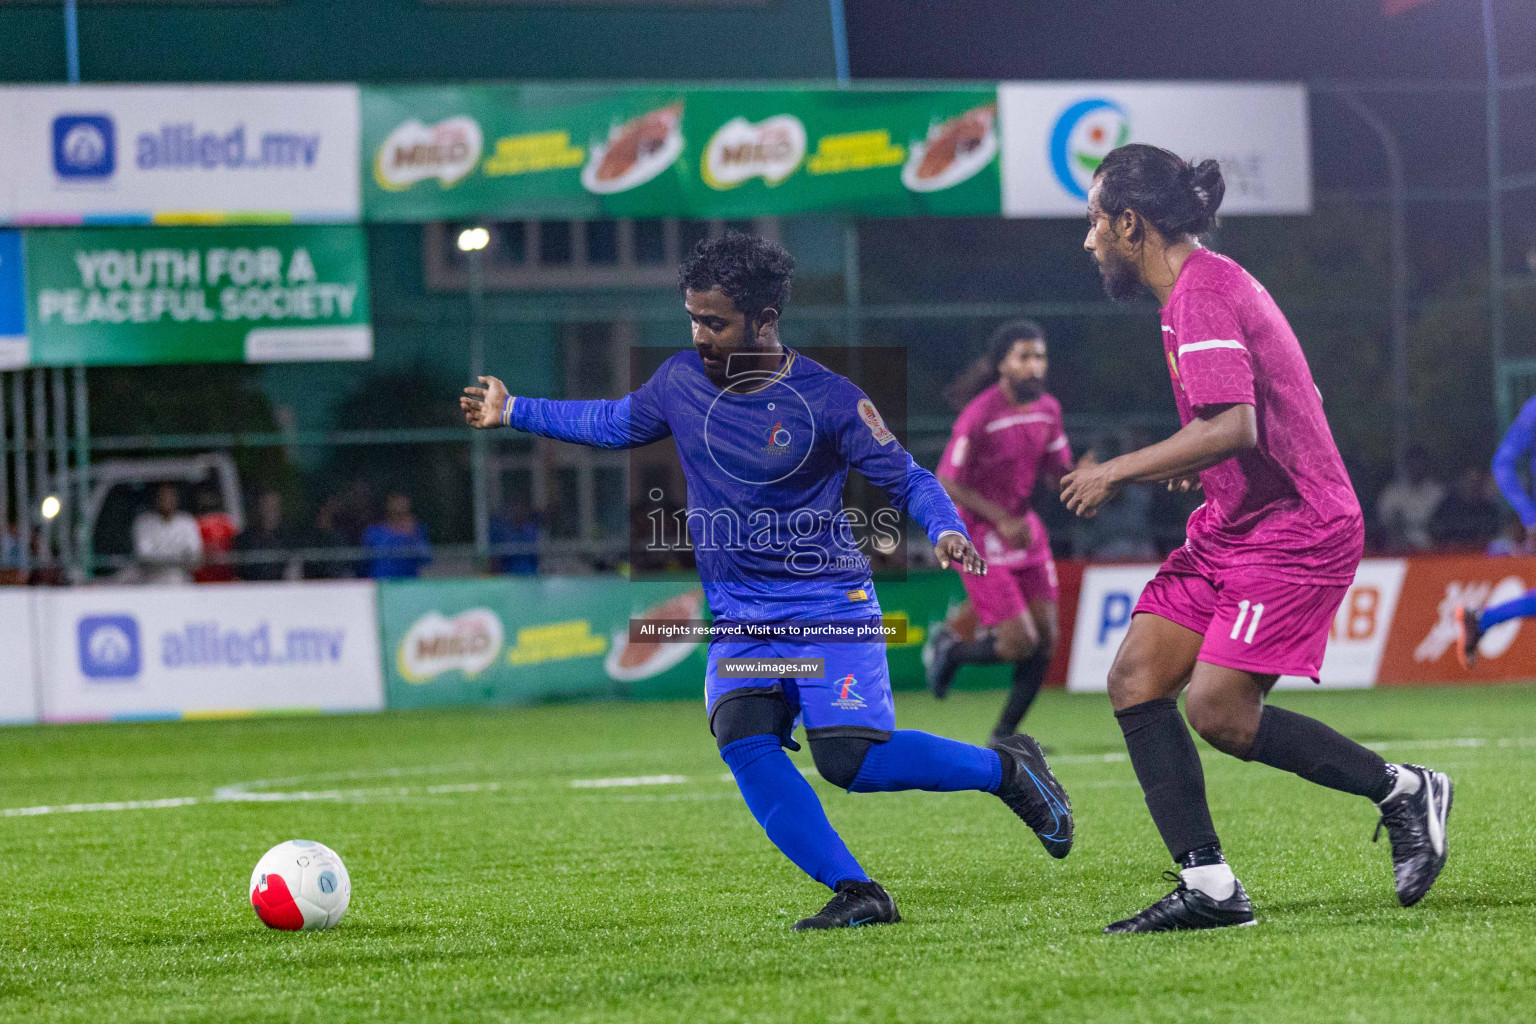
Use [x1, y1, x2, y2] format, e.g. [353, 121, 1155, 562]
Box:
[764, 421, 793, 452]
[857, 399, 895, 446]
[831, 674, 866, 710]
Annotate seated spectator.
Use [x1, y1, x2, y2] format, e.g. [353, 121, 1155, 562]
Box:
[235, 490, 300, 582]
[361, 492, 431, 579]
[192, 485, 238, 583]
[489, 495, 542, 576]
[131, 483, 203, 585]
[1377, 447, 1444, 552]
[1430, 466, 1502, 551]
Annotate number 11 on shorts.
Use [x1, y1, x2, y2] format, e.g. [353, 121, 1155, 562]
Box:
[1230, 600, 1265, 644]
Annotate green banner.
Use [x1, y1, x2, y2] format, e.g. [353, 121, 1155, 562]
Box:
[362, 85, 1001, 222]
[379, 571, 1008, 712]
[24, 225, 372, 367]
[380, 575, 712, 710]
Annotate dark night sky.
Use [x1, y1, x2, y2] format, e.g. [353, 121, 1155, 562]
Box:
[845, 0, 1533, 83]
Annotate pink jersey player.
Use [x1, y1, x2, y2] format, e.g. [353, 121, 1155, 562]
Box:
[1135, 248, 1364, 680]
[939, 385, 1072, 608]
[1069, 145, 1449, 934]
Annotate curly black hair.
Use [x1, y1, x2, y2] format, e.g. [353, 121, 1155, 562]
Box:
[677, 231, 795, 318]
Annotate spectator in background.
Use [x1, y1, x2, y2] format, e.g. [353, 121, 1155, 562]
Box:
[131, 483, 203, 585]
[1430, 466, 1502, 551]
[192, 485, 238, 583]
[235, 490, 300, 582]
[1377, 447, 1444, 552]
[303, 494, 354, 579]
[0, 519, 22, 585]
[362, 492, 431, 579]
[489, 495, 542, 576]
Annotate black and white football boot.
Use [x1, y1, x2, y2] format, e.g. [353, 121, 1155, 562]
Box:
[993, 733, 1073, 858]
[1374, 764, 1453, 907]
[1103, 871, 1257, 934]
[791, 879, 902, 931]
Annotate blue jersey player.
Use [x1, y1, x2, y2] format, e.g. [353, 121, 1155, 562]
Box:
[461, 233, 1072, 930]
[1457, 394, 1536, 666]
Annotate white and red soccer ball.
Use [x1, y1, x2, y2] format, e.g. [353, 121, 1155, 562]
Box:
[250, 839, 351, 931]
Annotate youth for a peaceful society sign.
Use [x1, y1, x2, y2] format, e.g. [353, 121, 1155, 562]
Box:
[23, 225, 372, 366]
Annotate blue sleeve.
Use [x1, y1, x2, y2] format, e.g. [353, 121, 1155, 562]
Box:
[1492, 397, 1536, 527]
[832, 379, 968, 545]
[505, 364, 671, 450]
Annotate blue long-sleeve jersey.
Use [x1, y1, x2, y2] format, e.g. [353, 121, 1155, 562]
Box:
[506, 348, 968, 622]
[1493, 396, 1536, 528]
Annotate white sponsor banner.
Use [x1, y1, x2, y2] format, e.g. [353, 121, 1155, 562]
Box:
[1276, 558, 1405, 690]
[1068, 559, 1406, 692]
[36, 581, 383, 721]
[1, 85, 360, 224]
[998, 82, 1311, 218]
[0, 591, 40, 724]
[1067, 564, 1159, 692]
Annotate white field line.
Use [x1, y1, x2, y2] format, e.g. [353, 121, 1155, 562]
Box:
[4, 736, 1531, 820]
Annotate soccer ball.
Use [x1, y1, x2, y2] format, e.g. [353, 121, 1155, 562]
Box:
[249, 839, 351, 931]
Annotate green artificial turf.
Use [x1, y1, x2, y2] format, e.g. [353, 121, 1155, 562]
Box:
[0, 685, 1532, 1023]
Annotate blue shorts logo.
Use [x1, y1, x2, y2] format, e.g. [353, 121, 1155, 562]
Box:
[1048, 98, 1129, 200]
[78, 615, 141, 679]
[53, 115, 116, 179]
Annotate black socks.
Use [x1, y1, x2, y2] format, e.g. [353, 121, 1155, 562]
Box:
[994, 648, 1049, 736]
[1115, 697, 1221, 862]
[951, 634, 999, 665]
[1244, 704, 1395, 801]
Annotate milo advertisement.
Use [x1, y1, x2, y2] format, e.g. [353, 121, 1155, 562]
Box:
[379, 571, 1015, 712]
[361, 84, 1002, 221]
[379, 576, 711, 710]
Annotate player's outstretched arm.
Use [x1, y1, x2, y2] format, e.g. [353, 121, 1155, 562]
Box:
[461, 375, 510, 429]
[1061, 403, 1255, 518]
[460, 372, 671, 450]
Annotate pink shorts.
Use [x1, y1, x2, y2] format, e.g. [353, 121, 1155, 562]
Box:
[1133, 547, 1346, 681]
[962, 559, 1059, 627]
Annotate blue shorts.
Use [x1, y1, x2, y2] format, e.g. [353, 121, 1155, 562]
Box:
[705, 638, 896, 742]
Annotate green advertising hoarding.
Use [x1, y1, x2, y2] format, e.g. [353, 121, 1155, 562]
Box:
[24, 225, 372, 367]
[378, 571, 1008, 713]
[363, 84, 1001, 222]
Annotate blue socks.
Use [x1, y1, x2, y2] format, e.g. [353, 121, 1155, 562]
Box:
[1481, 589, 1536, 630]
[720, 735, 868, 890]
[849, 730, 1003, 794]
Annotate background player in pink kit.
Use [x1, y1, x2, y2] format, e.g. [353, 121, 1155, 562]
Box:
[925, 321, 1077, 746]
[1062, 144, 1454, 933]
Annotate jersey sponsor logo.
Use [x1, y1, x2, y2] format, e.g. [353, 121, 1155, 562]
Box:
[1049, 98, 1129, 200]
[830, 673, 867, 710]
[857, 398, 895, 446]
[397, 608, 504, 684]
[374, 116, 483, 191]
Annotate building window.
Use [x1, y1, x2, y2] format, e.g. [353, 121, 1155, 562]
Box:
[425, 217, 780, 292]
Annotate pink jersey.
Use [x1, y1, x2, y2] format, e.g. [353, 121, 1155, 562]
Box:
[937, 385, 1073, 568]
[1162, 248, 1364, 584]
